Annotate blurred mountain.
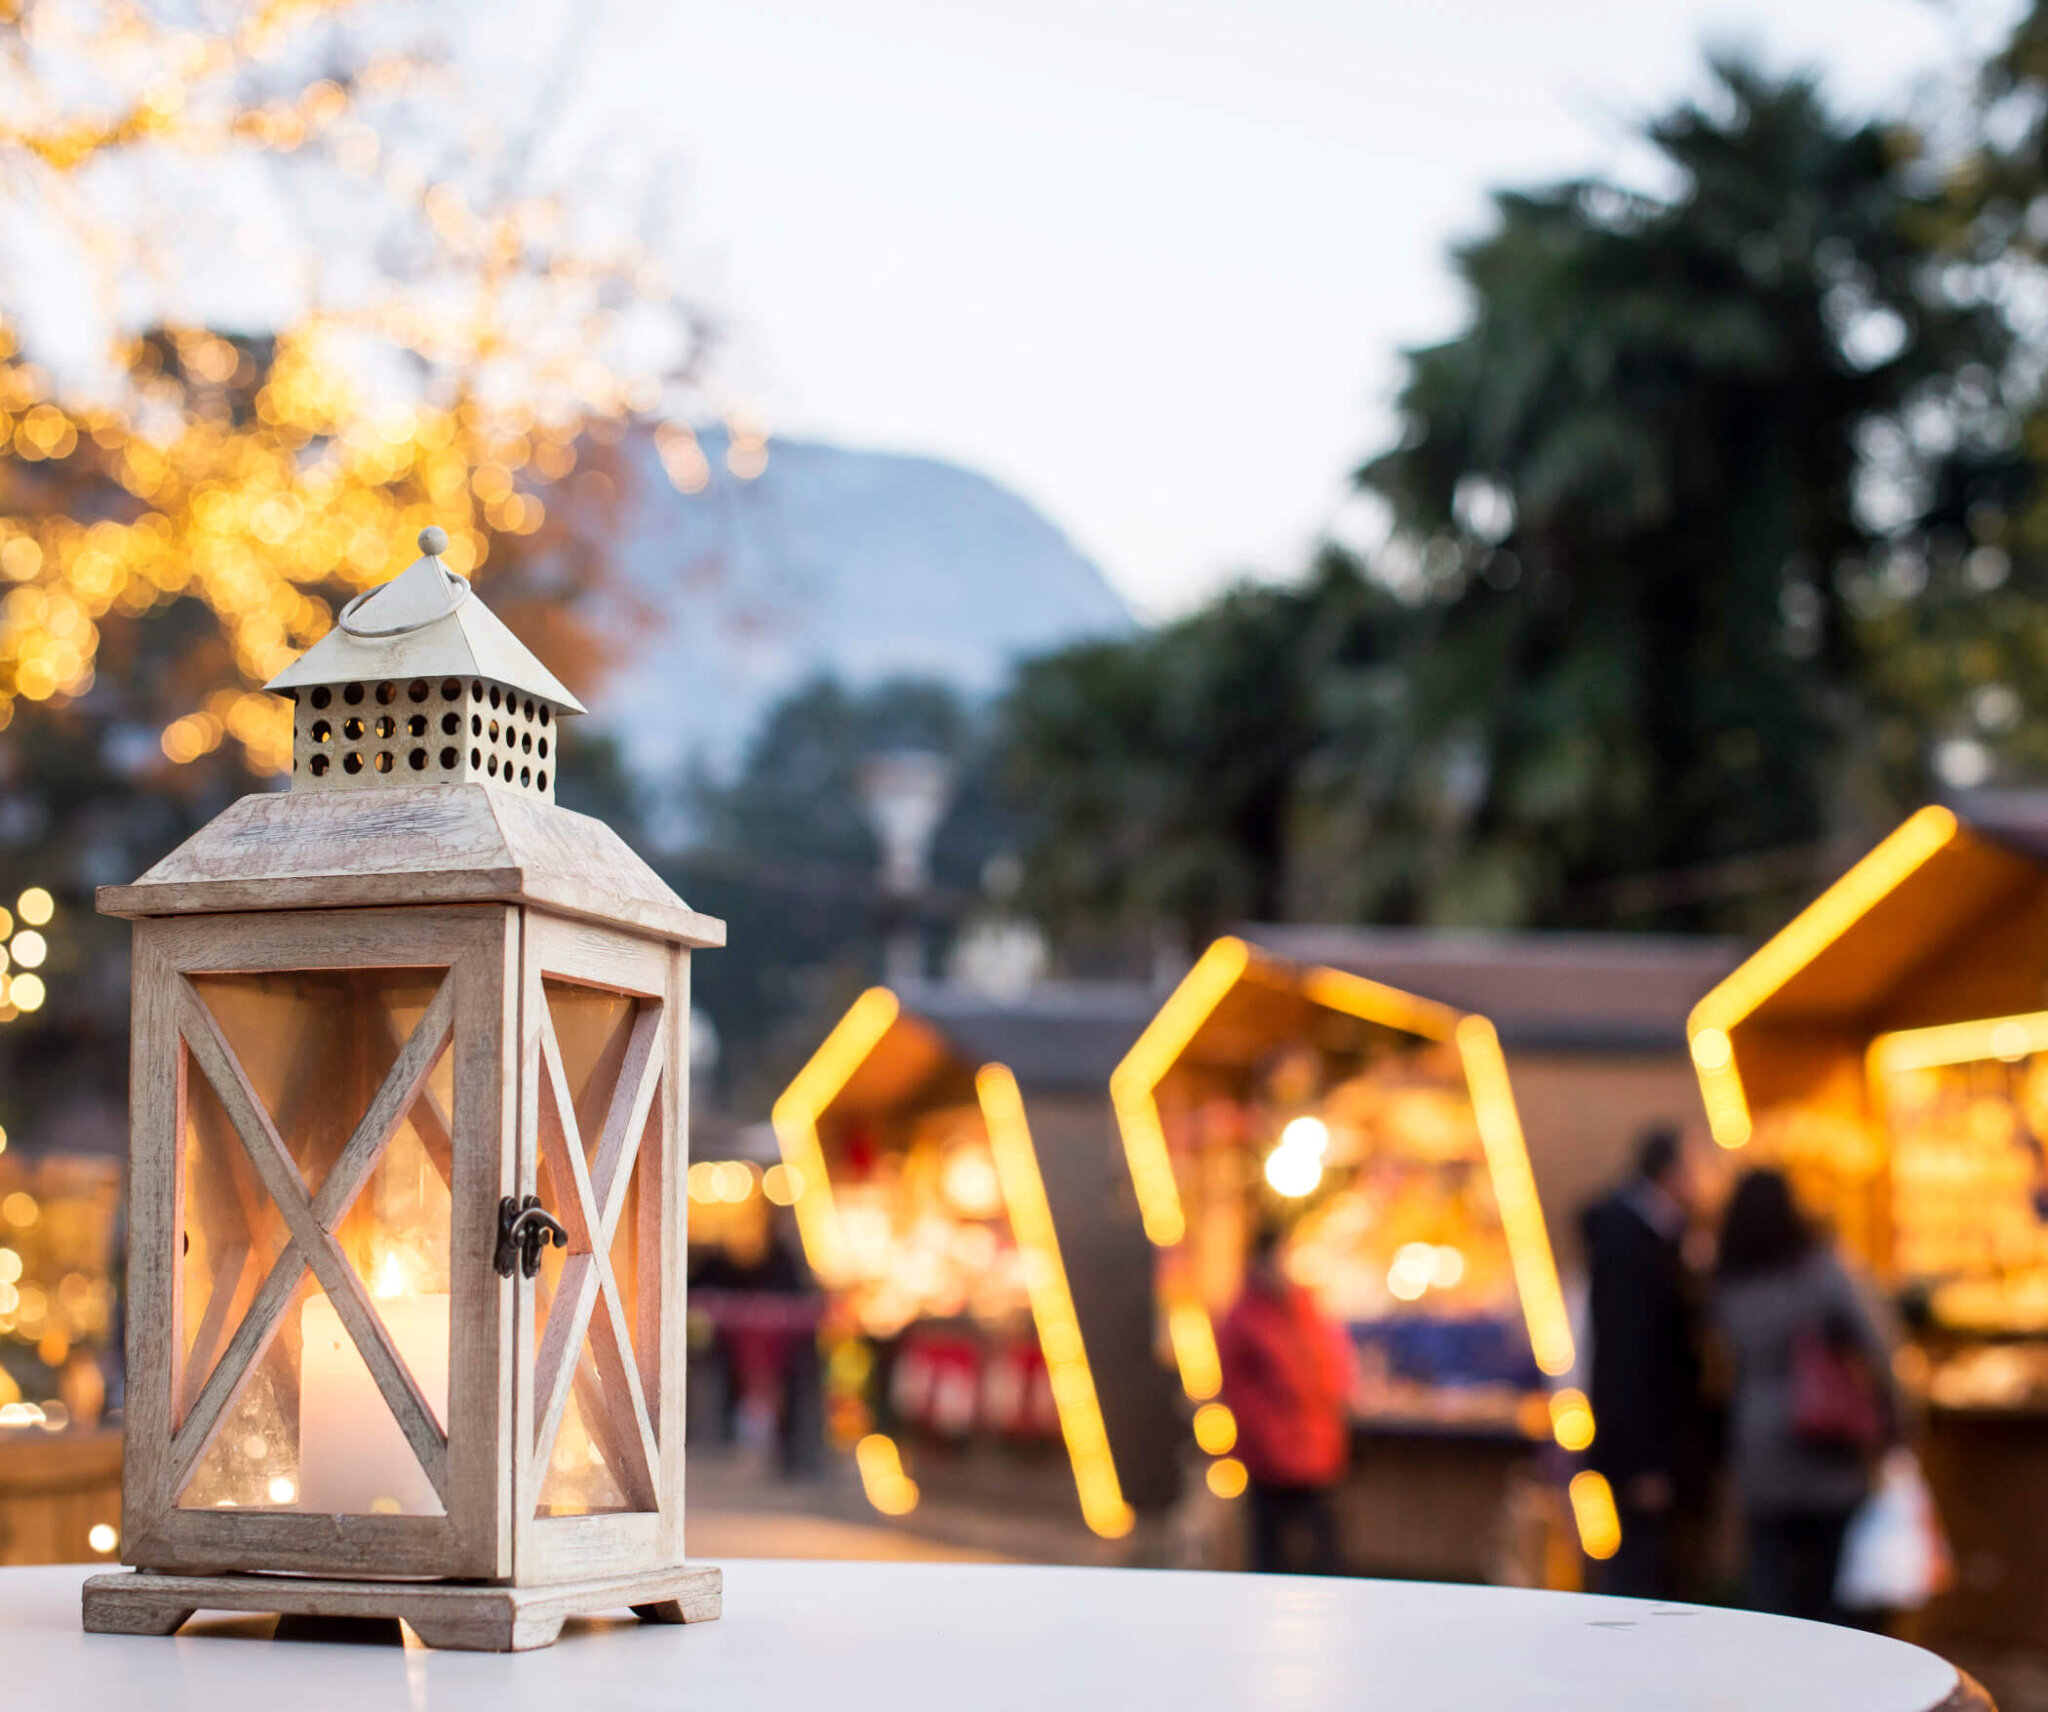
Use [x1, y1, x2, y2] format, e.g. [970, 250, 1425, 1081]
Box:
[588, 427, 1134, 807]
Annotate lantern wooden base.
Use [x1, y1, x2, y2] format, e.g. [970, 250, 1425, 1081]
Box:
[82, 1563, 722, 1652]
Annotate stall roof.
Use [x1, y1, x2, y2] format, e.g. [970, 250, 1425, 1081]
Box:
[1246, 925, 1741, 1053]
[891, 981, 1159, 1092]
[1688, 799, 2048, 1146]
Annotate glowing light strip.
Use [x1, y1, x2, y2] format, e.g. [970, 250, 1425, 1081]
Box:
[1109, 936, 1250, 1247]
[1455, 1015, 1576, 1377]
[1166, 1301, 1223, 1402]
[854, 1432, 919, 1516]
[1870, 1008, 2048, 1077]
[769, 985, 900, 1285]
[1568, 1469, 1621, 1560]
[1686, 806, 1959, 1147]
[1300, 965, 1458, 1040]
[977, 1063, 1135, 1540]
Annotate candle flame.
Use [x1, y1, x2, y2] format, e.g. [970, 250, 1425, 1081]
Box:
[372, 1251, 408, 1300]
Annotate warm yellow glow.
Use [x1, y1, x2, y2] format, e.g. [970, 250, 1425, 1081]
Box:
[770, 987, 900, 1284]
[1263, 1141, 1324, 1197]
[266, 1475, 298, 1505]
[1687, 807, 1959, 1147]
[1871, 1008, 2048, 1077]
[1299, 965, 1458, 1039]
[0, 1123, 8, 1154]
[762, 1162, 802, 1205]
[1167, 1301, 1223, 1401]
[977, 1063, 1135, 1540]
[1206, 1456, 1248, 1499]
[1109, 936, 1251, 1246]
[1691, 806, 1956, 1036]
[854, 1432, 920, 1517]
[371, 1251, 406, 1300]
[1454, 1016, 1575, 1376]
[1549, 1387, 1597, 1452]
[1192, 1401, 1237, 1455]
[8, 929, 45, 969]
[2, 1192, 38, 1227]
[87, 1522, 117, 1554]
[0, 1249, 17, 1283]
[1568, 1468, 1622, 1560]
[10, 972, 45, 1012]
[1279, 1115, 1330, 1156]
[15, 888, 52, 927]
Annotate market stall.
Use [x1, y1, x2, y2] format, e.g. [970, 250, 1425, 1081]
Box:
[1687, 799, 2048, 1646]
[1111, 936, 1599, 1582]
[770, 981, 1172, 1546]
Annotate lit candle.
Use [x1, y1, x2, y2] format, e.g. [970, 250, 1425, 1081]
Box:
[297, 1258, 450, 1515]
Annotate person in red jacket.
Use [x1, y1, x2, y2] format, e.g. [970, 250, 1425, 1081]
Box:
[1217, 1220, 1352, 1574]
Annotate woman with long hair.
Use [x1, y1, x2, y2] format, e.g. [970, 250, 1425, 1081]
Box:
[1714, 1168, 1898, 1624]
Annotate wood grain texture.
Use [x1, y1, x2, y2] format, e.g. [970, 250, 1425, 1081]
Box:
[97, 785, 724, 948]
[119, 924, 182, 1568]
[176, 982, 453, 1508]
[514, 913, 688, 1588]
[114, 906, 514, 1583]
[80, 1564, 721, 1652]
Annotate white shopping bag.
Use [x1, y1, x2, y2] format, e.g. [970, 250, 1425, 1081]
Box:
[1835, 1448, 1954, 1612]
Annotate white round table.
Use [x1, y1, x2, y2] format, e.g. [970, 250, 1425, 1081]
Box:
[3, 1560, 1986, 1711]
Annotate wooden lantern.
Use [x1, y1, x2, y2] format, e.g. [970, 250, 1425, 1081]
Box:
[82, 530, 725, 1650]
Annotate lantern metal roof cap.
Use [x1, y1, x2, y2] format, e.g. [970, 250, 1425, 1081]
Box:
[264, 529, 586, 715]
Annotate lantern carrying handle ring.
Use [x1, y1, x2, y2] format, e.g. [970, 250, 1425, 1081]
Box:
[337, 563, 473, 639]
[495, 1195, 568, 1279]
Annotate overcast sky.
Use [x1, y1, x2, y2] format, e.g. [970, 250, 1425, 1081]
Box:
[524, 2, 2019, 616]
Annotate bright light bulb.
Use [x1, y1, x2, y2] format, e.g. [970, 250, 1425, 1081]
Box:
[267, 1475, 297, 1504]
[372, 1252, 407, 1299]
[1264, 1144, 1323, 1198]
[1279, 1115, 1331, 1157]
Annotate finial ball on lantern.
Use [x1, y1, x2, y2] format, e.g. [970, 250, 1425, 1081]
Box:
[418, 525, 450, 557]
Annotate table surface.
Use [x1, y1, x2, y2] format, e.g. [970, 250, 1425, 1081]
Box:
[5, 1560, 1973, 1712]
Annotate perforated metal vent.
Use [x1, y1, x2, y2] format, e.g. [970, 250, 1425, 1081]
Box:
[290, 675, 558, 800]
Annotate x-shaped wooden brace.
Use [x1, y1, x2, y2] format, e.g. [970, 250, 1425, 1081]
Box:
[529, 1000, 666, 1512]
[168, 976, 458, 1510]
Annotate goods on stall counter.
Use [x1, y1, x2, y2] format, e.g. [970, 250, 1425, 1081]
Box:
[888, 1328, 1058, 1440]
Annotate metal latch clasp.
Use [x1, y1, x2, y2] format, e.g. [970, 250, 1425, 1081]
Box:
[494, 1195, 568, 1279]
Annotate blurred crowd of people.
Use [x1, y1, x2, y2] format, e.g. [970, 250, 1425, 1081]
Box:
[1582, 1128, 1905, 1624]
[1216, 1123, 1918, 1622]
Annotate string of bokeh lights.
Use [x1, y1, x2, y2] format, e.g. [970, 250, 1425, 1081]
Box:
[1, 0, 763, 775]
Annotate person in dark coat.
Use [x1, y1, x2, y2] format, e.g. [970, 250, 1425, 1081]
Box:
[1715, 1168, 1898, 1625]
[1580, 1124, 1710, 1600]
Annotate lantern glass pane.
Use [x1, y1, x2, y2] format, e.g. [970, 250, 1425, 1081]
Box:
[532, 980, 661, 1516]
[175, 969, 455, 1516]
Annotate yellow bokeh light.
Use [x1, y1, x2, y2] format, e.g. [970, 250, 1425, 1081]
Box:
[10, 973, 45, 1012]
[3, 1192, 39, 1226]
[1205, 1457, 1248, 1500]
[87, 1523, 118, 1554]
[15, 888, 51, 927]
[976, 1063, 1134, 1540]
[853, 1433, 919, 1517]
[9, 930, 45, 969]
[1568, 1469, 1622, 1560]
[1192, 1401, 1237, 1455]
[1549, 1387, 1597, 1453]
[762, 1162, 803, 1205]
